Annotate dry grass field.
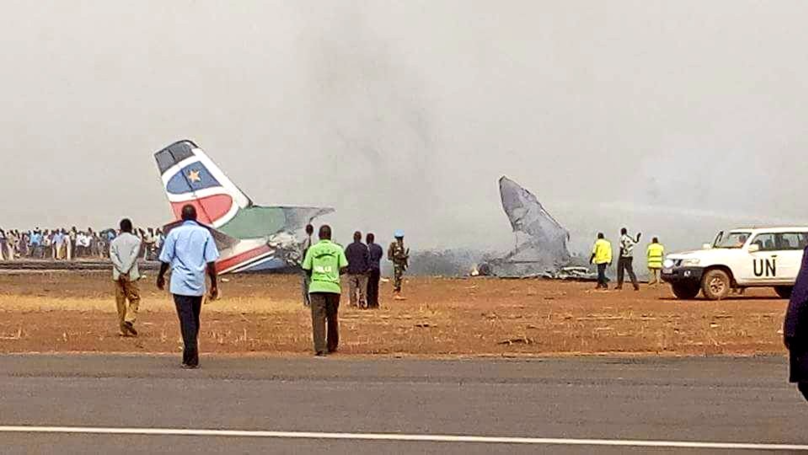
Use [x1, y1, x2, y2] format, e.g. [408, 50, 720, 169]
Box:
[0, 271, 790, 357]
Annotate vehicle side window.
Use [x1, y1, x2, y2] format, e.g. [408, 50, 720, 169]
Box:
[751, 233, 777, 251]
[777, 233, 808, 250]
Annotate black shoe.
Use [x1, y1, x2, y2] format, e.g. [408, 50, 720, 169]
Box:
[181, 363, 199, 369]
[124, 322, 138, 337]
[315, 351, 326, 357]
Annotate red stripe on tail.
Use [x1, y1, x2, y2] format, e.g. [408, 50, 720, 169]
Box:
[171, 194, 234, 225]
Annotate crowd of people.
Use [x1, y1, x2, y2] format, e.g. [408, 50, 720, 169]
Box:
[0, 227, 165, 262]
[101, 209, 412, 365]
[298, 224, 410, 357]
[299, 225, 410, 311]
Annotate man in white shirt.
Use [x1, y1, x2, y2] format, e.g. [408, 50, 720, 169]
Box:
[617, 227, 641, 291]
[110, 219, 143, 337]
[78, 232, 92, 257]
[75, 232, 84, 258]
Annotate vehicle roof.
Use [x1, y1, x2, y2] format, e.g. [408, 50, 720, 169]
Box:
[729, 227, 808, 233]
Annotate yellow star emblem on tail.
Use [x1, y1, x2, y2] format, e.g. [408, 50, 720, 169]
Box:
[187, 169, 201, 183]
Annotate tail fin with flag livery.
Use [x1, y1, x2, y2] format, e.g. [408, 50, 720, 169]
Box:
[155, 139, 334, 246]
[155, 140, 251, 228]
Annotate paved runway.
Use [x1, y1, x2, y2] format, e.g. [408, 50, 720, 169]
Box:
[0, 354, 805, 454]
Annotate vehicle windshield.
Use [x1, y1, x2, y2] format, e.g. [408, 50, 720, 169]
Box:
[714, 232, 751, 249]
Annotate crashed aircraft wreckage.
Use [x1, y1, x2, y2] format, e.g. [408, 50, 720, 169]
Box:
[155, 140, 333, 274]
[477, 177, 597, 280]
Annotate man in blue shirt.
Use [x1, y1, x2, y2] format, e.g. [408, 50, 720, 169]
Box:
[157, 205, 220, 369]
[29, 229, 42, 259]
[366, 233, 384, 309]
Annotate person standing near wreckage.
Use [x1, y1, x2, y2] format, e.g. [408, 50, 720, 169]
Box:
[345, 231, 370, 308]
[110, 219, 142, 337]
[590, 233, 612, 289]
[647, 237, 665, 286]
[157, 205, 220, 369]
[302, 224, 348, 356]
[388, 230, 409, 300]
[366, 233, 383, 308]
[616, 228, 641, 291]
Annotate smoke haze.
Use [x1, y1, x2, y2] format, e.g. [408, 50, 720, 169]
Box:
[1, 0, 806, 257]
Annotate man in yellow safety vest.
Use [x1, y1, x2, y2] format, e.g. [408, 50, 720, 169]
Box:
[590, 233, 613, 290]
[647, 237, 665, 286]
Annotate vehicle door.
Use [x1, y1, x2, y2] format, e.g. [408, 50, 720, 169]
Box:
[715, 231, 753, 286]
[774, 232, 808, 284]
[743, 233, 780, 285]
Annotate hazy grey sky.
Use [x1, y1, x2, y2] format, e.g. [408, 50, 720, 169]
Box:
[1, 0, 806, 253]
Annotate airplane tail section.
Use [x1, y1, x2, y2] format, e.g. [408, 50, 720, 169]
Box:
[155, 139, 335, 274]
[155, 140, 252, 228]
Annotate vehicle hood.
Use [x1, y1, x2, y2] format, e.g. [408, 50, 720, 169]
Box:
[667, 249, 735, 260]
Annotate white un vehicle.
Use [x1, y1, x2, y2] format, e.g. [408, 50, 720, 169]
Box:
[662, 227, 808, 300]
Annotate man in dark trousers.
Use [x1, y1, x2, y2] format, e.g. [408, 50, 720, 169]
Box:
[366, 233, 384, 309]
[785, 244, 808, 401]
[157, 205, 220, 369]
[344, 231, 370, 308]
[616, 227, 641, 291]
[590, 233, 612, 290]
[388, 231, 410, 300]
[302, 225, 348, 356]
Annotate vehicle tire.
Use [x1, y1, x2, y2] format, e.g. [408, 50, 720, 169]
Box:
[672, 283, 700, 300]
[775, 286, 793, 299]
[701, 269, 731, 301]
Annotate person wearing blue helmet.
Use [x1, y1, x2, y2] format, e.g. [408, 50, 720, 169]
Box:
[387, 230, 409, 300]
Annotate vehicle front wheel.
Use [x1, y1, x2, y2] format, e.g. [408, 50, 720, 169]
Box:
[672, 283, 700, 300]
[775, 286, 793, 299]
[701, 269, 731, 301]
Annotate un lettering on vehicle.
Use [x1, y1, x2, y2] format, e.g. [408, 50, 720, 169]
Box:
[752, 258, 776, 277]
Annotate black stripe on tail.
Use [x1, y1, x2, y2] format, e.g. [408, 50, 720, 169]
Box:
[155, 140, 198, 174]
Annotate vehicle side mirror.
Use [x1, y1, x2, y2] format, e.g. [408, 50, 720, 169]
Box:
[702, 243, 713, 250]
[748, 244, 760, 253]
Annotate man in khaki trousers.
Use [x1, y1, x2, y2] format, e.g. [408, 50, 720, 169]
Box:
[110, 219, 142, 337]
[344, 231, 370, 308]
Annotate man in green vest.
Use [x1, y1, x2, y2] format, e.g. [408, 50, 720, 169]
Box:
[647, 237, 665, 287]
[302, 225, 348, 356]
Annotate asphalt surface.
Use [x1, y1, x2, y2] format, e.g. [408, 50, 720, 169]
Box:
[0, 354, 805, 454]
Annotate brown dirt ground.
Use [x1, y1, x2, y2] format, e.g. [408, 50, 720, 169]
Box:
[0, 272, 790, 357]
